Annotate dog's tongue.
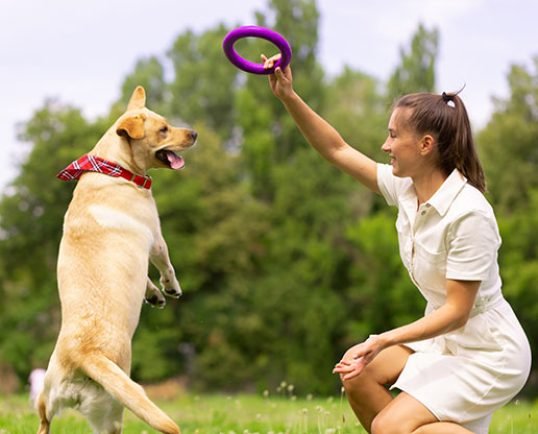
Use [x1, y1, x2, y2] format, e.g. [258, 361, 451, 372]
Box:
[166, 151, 185, 170]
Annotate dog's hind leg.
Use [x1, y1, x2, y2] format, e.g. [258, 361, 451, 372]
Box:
[86, 398, 124, 434]
[80, 354, 180, 434]
[145, 277, 166, 308]
[36, 394, 50, 434]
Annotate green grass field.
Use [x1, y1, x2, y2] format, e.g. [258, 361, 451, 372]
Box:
[0, 390, 536, 433]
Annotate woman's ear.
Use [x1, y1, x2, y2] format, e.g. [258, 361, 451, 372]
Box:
[419, 134, 436, 156]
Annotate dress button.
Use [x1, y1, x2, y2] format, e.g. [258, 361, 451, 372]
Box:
[421, 210, 426, 215]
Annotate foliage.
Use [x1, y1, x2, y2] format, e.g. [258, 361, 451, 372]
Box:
[478, 57, 538, 214]
[0, 0, 536, 398]
[387, 23, 439, 102]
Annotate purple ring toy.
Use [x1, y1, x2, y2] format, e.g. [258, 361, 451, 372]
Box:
[222, 26, 292, 75]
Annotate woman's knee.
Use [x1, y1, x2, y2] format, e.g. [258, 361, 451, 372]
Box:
[370, 411, 402, 434]
[340, 366, 378, 396]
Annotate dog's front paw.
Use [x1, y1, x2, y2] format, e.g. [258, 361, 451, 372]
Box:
[145, 293, 166, 309]
[161, 276, 182, 299]
[146, 278, 166, 308]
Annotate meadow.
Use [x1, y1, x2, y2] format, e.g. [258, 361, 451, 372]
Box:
[0, 386, 536, 434]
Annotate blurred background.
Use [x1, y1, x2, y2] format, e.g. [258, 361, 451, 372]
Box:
[0, 0, 537, 397]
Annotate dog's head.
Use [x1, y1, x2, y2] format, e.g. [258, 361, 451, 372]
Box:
[115, 86, 197, 171]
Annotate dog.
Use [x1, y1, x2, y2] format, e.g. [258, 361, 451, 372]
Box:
[37, 86, 197, 434]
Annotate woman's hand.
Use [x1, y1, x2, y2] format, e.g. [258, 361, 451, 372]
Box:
[262, 53, 294, 100]
[333, 335, 386, 380]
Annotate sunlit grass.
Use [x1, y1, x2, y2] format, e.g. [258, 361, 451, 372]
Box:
[0, 388, 536, 433]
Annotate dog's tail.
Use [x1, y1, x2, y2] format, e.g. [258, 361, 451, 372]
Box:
[79, 354, 180, 434]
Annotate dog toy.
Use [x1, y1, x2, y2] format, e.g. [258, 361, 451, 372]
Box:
[222, 25, 292, 75]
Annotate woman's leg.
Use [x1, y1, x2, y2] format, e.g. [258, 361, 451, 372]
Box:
[371, 391, 474, 434]
[339, 345, 413, 432]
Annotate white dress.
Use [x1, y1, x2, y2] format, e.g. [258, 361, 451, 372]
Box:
[377, 164, 531, 433]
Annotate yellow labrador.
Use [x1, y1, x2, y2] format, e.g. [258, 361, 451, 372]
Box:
[37, 86, 196, 434]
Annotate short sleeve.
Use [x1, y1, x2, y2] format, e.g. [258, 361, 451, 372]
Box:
[376, 163, 399, 206]
[445, 212, 501, 281]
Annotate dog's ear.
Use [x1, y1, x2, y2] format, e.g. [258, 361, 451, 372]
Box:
[127, 86, 146, 111]
[116, 114, 146, 140]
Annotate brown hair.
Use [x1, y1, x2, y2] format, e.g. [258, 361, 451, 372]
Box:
[394, 91, 486, 193]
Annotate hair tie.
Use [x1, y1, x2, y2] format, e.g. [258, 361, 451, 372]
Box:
[442, 92, 452, 103]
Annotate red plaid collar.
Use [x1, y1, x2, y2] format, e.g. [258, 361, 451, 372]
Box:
[57, 154, 152, 189]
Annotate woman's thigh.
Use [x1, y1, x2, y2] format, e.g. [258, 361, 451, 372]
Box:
[372, 391, 438, 433]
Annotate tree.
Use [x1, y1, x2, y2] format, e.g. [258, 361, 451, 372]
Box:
[167, 25, 239, 140]
[237, 0, 325, 198]
[387, 23, 439, 101]
[478, 57, 538, 213]
[118, 56, 168, 114]
[497, 190, 538, 374]
[0, 101, 103, 376]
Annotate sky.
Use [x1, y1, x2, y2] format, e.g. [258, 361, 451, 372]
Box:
[1, 0, 537, 190]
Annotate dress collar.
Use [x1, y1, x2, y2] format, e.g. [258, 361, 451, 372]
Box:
[399, 169, 467, 221]
[426, 169, 467, 216]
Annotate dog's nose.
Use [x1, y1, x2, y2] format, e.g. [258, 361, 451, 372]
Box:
[190, 130, 198, 142]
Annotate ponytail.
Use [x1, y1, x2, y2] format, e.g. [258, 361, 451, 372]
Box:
[394, 90, 486, 193]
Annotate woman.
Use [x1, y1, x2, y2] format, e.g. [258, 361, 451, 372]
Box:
[262, 55, 531, 433]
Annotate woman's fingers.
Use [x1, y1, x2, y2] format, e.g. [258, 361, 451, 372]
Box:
[262, 53, 282, 70]
[333, 357, 367, 380]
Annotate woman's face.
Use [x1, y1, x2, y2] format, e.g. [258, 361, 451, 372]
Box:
[381, 107, 423, 178]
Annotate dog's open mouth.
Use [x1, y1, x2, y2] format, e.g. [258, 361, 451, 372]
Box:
[156, 149, 185, 170]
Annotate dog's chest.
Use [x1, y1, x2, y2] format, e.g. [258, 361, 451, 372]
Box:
[87, 204, 156, 239]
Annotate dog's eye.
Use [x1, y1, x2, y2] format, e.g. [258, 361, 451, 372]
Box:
[160, 126, 168, 134]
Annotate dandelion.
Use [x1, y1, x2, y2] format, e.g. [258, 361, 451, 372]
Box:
[339, 386, 347, 425]
[287, 384, 294, 394]
[263, 389, 270, 398]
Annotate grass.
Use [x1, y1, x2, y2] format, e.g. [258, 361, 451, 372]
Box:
[0, 388, 536, 433]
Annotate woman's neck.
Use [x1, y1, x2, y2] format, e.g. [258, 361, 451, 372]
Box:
[412, 168, 447, 206]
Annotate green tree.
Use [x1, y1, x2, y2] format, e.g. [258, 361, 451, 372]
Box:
[387, 23, 439, 101]
[478, 57, 538, 213]
[133, 124, 271, 384]
[167, 25, 238, 139]
[237, 0, 325, 198]
[343, 211, 422, 343]
[0, 101, 103, 376]
[497, 190, 538, 371]
[118, 56, 168, 113]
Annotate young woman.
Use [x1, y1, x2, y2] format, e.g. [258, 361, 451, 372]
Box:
[263, 55, 531, 434]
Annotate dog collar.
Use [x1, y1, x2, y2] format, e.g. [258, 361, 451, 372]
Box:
[57, 154, 152, 189]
